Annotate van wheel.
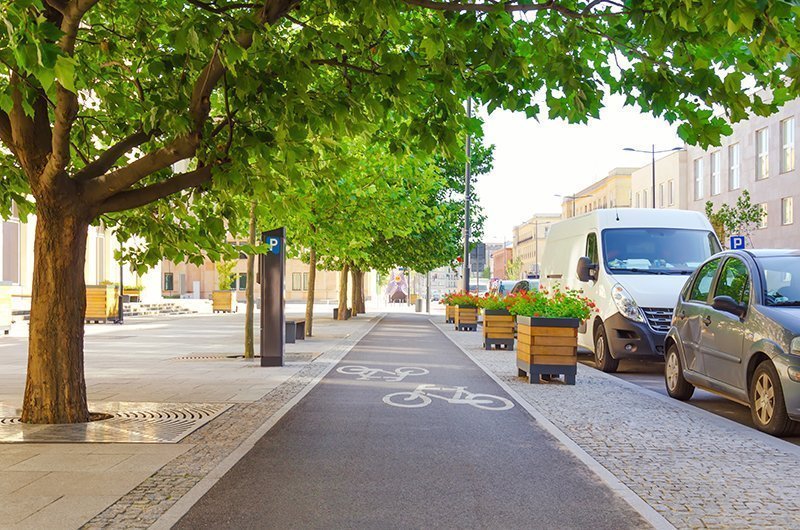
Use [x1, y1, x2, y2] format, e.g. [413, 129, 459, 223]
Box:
[749, 361, 798, 436]
[664, 343, 694, 400]
[593, 323, 619, 373]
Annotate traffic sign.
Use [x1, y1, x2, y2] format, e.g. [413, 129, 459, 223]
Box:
[730, 235, 745, 250]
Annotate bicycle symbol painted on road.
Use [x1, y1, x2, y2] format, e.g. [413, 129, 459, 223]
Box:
[336, 365, 429, 382]
[383, 384, 514, 411]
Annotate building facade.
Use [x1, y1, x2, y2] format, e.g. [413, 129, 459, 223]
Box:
[560, 167, 637, 218]
[161, 255, 374, 304]
[630, 151, 689, 210]
[491, 247, 513, 279]
[512, 213, 562, 279]
[0, 209, 159, 309]
[685, 97, 800, 248]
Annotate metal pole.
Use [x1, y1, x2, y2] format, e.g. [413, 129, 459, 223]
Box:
[651, 144, 656, 208]
[117, 261, 124, 324]
[572, 196, 576, 217]
[463, 97, 472, 293]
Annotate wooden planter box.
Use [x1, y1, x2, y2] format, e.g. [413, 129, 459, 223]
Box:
[123, 288, 143, 303]
[212, 290, 237, 313]
[483, 309, 514, 350]
[86, 285, 119, 323]
[454, 306, 478, 331]
[516, 316, 579, 385]
[445, 305, 455, 324]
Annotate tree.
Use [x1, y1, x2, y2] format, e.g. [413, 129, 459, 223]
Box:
[482, 266, 491, 279]
[506, 257, 523, 280]
[705, 190, 765, 248]
[244, 201, 257, 359]
[4, 0, 800, 423]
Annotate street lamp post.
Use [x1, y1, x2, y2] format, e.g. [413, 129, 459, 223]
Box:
[555, 193, 593, 217]
[624, 145, 684, 208]
[463, 97, 472, 293]
[533, 220, 550, 278]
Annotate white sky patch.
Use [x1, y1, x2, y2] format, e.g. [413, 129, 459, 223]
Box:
[475, 93, 682, 242]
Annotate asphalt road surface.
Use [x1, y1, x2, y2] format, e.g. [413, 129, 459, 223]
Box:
[577, 353, 800, 445]
[177, 314, 646, 529]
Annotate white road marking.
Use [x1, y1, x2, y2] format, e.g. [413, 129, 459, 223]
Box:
[383, 384, 514, 411]
[336, 365, 429, 382]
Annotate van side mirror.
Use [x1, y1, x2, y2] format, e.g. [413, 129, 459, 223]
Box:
[712, 295, 746, 318]
[577, 257, 597, 282]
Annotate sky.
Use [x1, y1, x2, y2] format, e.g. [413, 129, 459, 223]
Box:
[474, 94, 684, 244]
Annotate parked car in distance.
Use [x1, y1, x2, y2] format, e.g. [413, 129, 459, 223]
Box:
[509, 278, 539, 294]
[665, 249, 800, 436]
[490, 279, 523, 296]
[539, 209, 721, 373]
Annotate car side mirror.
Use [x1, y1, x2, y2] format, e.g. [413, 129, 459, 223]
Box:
[712, 295, 746, 318]
[577, 257, 598, 283]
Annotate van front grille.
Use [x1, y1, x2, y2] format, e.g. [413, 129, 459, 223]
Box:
[641, 307, 672, 333]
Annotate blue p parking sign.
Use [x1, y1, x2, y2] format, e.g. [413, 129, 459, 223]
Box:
[730, 235, 745, 250]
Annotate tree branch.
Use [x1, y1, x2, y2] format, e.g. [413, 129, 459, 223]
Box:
[73, 130, 155, 182]
[83, 133, 198, 202]
[0, 111, 15, 156]
[311, 58, 384, 75]
[187, 0, 261, 13]
[96, 164, 216, 214]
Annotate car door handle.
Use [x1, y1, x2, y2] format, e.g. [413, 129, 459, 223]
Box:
[702, 315, 712, 326]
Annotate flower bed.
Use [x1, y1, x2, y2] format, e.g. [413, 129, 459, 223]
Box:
[478, 293, 514, 350]
[445, 292, 480, 331]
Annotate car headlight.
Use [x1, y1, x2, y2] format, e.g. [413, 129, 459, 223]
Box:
[612, 283, 645, 323]
[791, 337, 800, 356]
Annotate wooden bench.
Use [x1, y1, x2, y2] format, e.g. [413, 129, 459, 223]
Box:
[285, 319, 306, 343]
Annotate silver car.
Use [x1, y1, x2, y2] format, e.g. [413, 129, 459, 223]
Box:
[665, 249, 800, 436]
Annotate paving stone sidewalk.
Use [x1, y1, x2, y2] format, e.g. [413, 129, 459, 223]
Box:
[434, 319, 800, 529]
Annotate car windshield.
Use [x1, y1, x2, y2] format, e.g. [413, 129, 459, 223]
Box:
[602, 228, 721, 275]
[758, 256, 800, 306]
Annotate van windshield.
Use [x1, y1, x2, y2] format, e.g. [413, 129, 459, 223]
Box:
[602, 228, 720, 275]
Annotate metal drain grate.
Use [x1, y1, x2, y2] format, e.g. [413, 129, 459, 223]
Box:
[0, 402, 231, 444]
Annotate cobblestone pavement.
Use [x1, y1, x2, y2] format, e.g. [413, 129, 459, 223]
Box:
[435, 319, 800, 529]
[80, 315, 381, 530]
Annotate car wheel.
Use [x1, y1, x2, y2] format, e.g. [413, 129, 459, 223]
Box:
[664, 343, 694, 400]
[749, 361, 798, 436]
[593, 323, 619, 373]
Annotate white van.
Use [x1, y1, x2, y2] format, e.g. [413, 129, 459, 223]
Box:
[539, 209, 721, 372]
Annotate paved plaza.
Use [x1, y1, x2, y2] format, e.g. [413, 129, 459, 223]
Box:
[0, 307, 799, 528]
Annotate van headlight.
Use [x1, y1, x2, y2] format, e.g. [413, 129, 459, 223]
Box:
[612, 283, 645, 323]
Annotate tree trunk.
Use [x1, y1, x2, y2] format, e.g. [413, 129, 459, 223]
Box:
[22, 211, 90, 424]
[337, 262, 349, 320]
[359, 272, 366, 313]
[304, 248, 316, 336]
[244, 201, 257, 359]
[350, 267, 359, 317]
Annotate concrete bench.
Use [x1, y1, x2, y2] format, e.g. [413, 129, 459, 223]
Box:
[285, 319, 306, 343]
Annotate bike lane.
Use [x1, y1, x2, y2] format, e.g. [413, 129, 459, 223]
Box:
[175, 314, 646, 529]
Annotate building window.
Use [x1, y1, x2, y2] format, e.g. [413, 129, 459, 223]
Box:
[782, 117, 795, 173]
[642, 190, 648, 208]
[238, 273, 247, 290]
[782, 197, 793, 225]
[758, 203, 768, 229]
[693, 158, 704, 200]
[756, 127, 769, 180]
[635, 192, 640, 208]
[710, 151, 721, 195]
[302, 272, 309, 291]
[292, 272, 302, 291]
[164, 273, 174, 291]
[668, 180, 674, 206]
[659, 183, 664, 207]
[729, 143, 740, 190]
[96, 232, 105, 284]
